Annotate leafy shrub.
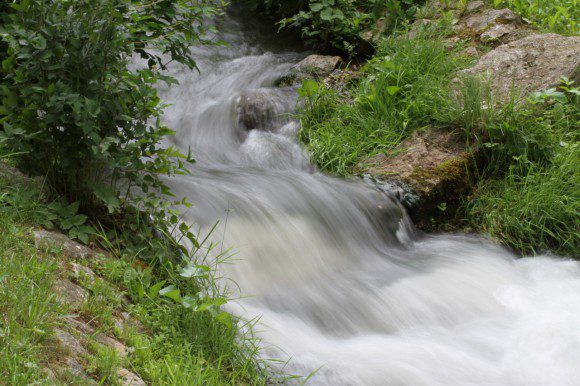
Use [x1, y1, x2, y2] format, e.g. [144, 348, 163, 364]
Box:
[0, 0, 221, 219]
[251, 0, 423, 52]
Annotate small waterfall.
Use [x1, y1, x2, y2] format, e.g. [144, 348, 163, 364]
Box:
[160, 7, 580, 385]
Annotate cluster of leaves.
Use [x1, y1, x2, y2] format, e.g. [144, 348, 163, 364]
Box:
[0, 177, 93, 242]
[0, 0, 223, 221]
[251, 0, 423, 53]
[490, 0, 579, 35]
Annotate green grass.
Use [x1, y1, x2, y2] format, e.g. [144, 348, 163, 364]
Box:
[297, 16, 579, 257]
[0, 173, 271, 384]
[490, 0, 579, 35]
[299, 26, 470, 175]
[0, 183, 61, 384]
[98, 255, 269, 385]
[468, 143, 579, 257]
[464, 84, 580, 257]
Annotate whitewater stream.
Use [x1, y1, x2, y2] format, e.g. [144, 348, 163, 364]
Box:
[159, 7, 580, 385]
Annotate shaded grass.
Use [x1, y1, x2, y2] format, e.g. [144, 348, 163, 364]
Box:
[464, 86, 580, 257]
[468, 143, 579, 257]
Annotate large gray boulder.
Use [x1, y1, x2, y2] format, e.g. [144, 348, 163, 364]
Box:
[462, 33, 580, 101]
[236, 87, 298, 133]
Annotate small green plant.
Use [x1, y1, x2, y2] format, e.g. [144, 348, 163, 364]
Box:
[80, 277, 123, 328]
[87, 341, 122, 384]
[48, 201, 94, 244]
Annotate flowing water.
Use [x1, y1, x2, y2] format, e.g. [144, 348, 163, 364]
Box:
[159, 8, 580, 385]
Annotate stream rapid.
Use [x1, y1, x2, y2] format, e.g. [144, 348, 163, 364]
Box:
[159, 8, 580, 385]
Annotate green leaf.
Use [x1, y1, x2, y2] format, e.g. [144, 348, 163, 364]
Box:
[298, 79, 320, 99]
[310, 2, 324, 12]
[179, 264, 210, 279]
[148, 280, 166, 299]
[89, 183, 120, 214]
[386, 86, 400, 95]
[159, 285, 181, 302]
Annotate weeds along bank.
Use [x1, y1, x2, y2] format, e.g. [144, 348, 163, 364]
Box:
[0, 0, 270, 384]
[0, 173, 269, 384]
[260, 0, 579, 257]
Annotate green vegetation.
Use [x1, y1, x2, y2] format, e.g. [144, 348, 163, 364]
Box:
[0, 0, 271, 384]
[297, 20, 579, 256]
[251, 0, 423, 53]
[0, 175, 270, 384]
[467, 84, 579, 256]
[0, 200, 61, 384]
[490, 0, 579, 35]
[0, 0, 219, 220]
[299, 26, 469, 175]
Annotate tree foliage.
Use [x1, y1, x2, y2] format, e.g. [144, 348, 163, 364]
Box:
[0, 0, 224, 218]
[250, 0, 422, 53]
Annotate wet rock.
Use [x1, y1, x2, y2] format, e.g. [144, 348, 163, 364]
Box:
[34, 229, 95, 259]
[236, 88, 298, 132]
[364, 128, 471, 223]
[461, 46, 479, 58]
[461, 33, 580, 101]
[55, 329, 87, 357]
[53, 328, 93, 380]
[118, 368, 147, 386]
[67, 317, 96, 335]
[275, 54, 342, 87]
[460, 8, 519, 36]
[293, 54, 342, 76]
[54, 279, 88, 310]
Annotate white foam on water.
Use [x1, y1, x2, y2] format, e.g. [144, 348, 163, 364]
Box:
[160, 7, 580, 385]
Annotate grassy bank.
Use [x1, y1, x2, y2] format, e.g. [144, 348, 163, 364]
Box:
[0, 1, 273, 383]
[299, 27, 469, 175]
[297, 17, 579, 257]
[0, 173, 270, 385]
